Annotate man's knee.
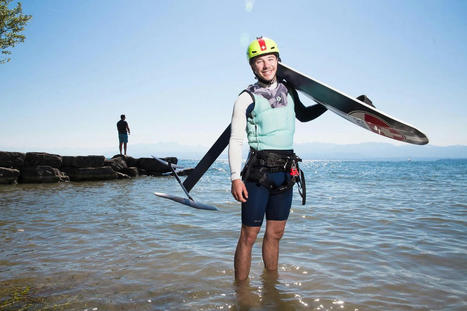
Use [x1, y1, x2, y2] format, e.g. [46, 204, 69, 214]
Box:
[265, 224, 285, 241]
[265, 230, 284, 241]
[240, 227, 260, 246]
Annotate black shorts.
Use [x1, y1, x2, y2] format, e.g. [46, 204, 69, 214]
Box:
[241, 171, 293, 227]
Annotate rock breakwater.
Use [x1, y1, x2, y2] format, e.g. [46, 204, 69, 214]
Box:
[0, 151, 189, 184]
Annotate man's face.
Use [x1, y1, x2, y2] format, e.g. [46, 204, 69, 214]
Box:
[251, 54, 278, 82]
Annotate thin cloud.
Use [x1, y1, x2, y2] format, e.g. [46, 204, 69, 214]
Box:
[245, 0, 255, 12]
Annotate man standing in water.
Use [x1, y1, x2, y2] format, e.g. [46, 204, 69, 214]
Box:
[229, 37, 327, 281]
[117, 114, 130, 155]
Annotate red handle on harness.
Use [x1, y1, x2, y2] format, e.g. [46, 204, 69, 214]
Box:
[290, 167, 299, 176]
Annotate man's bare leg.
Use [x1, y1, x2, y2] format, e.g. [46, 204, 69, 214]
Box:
[235, 225, 261, 280]
[262, 220, 286, 271]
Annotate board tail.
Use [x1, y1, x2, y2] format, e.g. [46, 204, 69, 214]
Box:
[182, 124, 231, 192]
[152, 124, 231, 211]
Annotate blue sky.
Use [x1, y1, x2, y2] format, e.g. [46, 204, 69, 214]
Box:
[1, 0, 466, 155]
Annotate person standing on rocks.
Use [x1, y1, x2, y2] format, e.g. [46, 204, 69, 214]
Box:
[117, 114, 131, 155]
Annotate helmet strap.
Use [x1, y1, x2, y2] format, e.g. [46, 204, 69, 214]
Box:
[254, 73, 277, 86]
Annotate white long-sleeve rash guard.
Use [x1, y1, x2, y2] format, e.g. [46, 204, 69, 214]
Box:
[228, 81, 278, 181]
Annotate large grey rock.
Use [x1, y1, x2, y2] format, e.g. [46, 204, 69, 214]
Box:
[126, 156, 138, 167]
[73, 155, 105, 168]
[62, 156, 75, 168]
[105, 157, 127, 172]
[112, 155, 138, 167]
[24, 152, 62, 168]
[120, 167, 138, 177]
[20, 165, 69, 183]
[0, 167, 21, 184]
[62, 155, 106, 168]
[137, 157, 178, 175]
[0, 151, 25, 169]
[137, 158, 170, 175]
[63, 166, 117, 181]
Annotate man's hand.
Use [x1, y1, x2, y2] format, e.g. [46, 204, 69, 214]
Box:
[231, 179, 248, 203]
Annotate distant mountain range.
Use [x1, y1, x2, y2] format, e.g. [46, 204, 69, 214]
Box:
[294, 142, 467, 160]
[108, 142, 467, 161]
[3, 142, 466, 161]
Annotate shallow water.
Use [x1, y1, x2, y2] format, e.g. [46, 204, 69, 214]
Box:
[1, 160, 466, 310]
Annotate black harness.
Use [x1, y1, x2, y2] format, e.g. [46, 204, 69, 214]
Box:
[241, 148, 306, 205]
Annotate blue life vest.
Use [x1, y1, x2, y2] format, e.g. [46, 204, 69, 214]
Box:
[245, 82, 295, 150]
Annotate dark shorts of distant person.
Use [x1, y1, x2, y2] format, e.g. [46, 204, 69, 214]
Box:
[118, 133, 128, 143]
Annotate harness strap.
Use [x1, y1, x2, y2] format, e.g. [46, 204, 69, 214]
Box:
[241, 149, 306, 205]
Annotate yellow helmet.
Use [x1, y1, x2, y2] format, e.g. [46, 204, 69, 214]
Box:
[247, 36, 280, 62]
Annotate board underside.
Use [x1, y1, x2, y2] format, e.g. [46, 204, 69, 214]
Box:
[277, 63, 428, 145]
[154, 192, 218, 211]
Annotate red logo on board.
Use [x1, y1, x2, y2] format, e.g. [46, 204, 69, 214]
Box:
[364, 113, 405, 141]
[348, 110, 407, 142]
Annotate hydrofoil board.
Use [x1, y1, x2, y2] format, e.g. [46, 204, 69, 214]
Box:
[277, 62, 428, 145]
[152, 156, 219, 211]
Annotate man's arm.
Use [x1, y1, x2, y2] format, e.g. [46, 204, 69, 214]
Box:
[289, 86, 327, 122]
[228, 92, 252, 203]
[281, 80, 327, 122]
[295, 100, 327, 122]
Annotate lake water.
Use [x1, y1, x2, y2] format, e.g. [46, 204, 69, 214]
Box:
[1, 159, 466, 310]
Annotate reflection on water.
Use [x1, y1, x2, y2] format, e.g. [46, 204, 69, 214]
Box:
[234, 270, 358, 311]
[234, 270, 306, 311]
[0, 160, 466, 310]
